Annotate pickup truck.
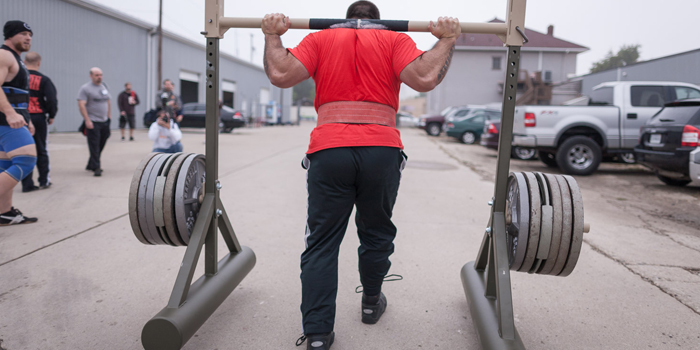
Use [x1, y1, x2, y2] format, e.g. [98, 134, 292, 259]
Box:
[511, 81, 700, 175]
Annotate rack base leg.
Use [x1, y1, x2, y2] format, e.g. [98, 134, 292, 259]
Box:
[461, 261, 526, 350]
[142, 246, 256, 350]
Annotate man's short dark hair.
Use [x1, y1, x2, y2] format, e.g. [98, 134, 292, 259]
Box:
[346, 1, 380, 20]
[163, 79, 171, 84]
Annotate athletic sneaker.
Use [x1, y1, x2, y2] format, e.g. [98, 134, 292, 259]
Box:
[22, 185, 39, 193]
[296, 332, 334, 350]
[129, 136, 134, 141]
[0, 207, 38, 226]
[361, 292, 387, 324]
[40, 182, 52, 189]
[94, 169, 102, 177]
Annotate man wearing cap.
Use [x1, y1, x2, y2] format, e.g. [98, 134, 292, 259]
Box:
[0, 20, 38, 225]
[263, 1, 459, 348]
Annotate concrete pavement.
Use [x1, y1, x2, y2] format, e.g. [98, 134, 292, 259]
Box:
[1, 124, 699, 349]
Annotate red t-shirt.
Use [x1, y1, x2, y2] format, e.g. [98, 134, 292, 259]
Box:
[288, 28, 424, 154]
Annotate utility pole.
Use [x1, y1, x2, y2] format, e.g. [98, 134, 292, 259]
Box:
[250, 33, 255, 63]
[157, 0, 163, 91]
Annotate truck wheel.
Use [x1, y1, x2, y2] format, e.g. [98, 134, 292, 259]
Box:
[426, 123, 442, 136]
[656, 173, 691, 187]
[618, 153, 636, 164]
[460, 131, 477, 144]
[512, 147, 536, 160]
[556, 136, 602, 176]
[538, 151, 558, 167]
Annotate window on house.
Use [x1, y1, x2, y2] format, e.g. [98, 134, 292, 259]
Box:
[544, 71, 552, 82]
[492, 57, 501, 70]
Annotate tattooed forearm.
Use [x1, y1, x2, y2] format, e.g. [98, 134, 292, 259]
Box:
[263, 48, 269, 75]
[436, 44, 455, 84]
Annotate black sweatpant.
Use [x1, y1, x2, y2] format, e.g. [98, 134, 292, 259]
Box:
[21, 114, 50, 189]
[86, 120, 111, 171]
[300, 146, 407, 335]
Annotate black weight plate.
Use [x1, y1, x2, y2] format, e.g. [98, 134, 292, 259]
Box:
[175, 154, 206, 245]
[137, 154, 166, 244]
[129, 153, 158, 245]
[153, 153, 183, 246]
[531, 172, 553, 273]
[519, 172, 541, 272]
[143, 154, 170, 245]
[163, 153, 191, 246]
[550, 175, 573, 276]
[559, 175, 585, 277]
[539, 173, 563, 275]
[506, 172, 529, 271]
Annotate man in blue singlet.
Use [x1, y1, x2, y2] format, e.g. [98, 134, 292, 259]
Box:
[0, 20, 38, 225]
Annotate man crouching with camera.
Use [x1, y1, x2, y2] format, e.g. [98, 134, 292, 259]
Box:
[148, 110, 183, 153]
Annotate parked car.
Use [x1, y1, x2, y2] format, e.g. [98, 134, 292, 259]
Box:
[512, 81, 700, 175]
[480, 120, 537, 160]
[396, 112, 418, 128]
[180, 103, 246, 133]
[634, 99, 700, 186]
[445, 109, 501, 144]
[418, 106, 462, 136]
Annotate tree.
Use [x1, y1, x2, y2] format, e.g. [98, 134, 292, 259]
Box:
[293, 78, 315, 103]
[590, 44, 641, 73]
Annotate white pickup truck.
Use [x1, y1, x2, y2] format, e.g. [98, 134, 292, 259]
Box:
[511, 81, 700, 175]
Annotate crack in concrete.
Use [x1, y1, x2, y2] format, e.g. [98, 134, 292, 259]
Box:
[632, 211, 700, 254]
[431, 135, 700, 316]
[435, 143, 493, 182]
[585, 240, 700, 316]
[0, 214, 128, 268]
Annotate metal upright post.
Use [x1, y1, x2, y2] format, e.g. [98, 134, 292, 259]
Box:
[205, 38, 220, 276]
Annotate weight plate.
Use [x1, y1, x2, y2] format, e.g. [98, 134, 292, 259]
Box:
[144, 154, 170, 245]
[539, 173, 563, 275]
[506, 172, 529, 271]
[175, 154, 206, 245]
[531, 172, 553, 273]
[153, 153, 182, 231]
[137, 154, 166, 244]
[559, 175, 585, 277]
[550, 175, 573, 276]
[519, 172, 541, 272]
[163, 153, 191, 246]
[129, 153, 158, 245]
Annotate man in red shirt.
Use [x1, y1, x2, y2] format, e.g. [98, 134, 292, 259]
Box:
[263, 2, 459, 348]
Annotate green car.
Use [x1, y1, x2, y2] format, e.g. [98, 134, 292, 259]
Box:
[445, 109, 501, 144]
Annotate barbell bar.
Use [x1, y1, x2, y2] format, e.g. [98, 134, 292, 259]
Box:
[217, 17, 509, 35]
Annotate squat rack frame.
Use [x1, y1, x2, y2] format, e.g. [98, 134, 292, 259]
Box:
[141, 0, 528, 349]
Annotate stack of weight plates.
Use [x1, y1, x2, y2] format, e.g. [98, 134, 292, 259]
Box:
[505, 172, 585, 276]
[128, 153, 206, 246]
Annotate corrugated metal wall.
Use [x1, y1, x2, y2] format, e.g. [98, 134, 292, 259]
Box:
[580, 49, 700, 96]
[2, 0, 290, 132]
[3, 0, 149, 132]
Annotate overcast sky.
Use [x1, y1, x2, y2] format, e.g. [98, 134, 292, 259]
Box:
[94, 0, 700, 97]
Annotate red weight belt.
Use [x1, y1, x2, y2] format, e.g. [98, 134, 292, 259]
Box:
[317, 101, 396, 128]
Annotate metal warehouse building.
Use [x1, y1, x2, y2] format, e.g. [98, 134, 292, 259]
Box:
[579, 48, 700, 96]
[2, 0, 291, 132]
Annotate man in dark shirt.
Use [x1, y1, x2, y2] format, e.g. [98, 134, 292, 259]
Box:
[21, 51, 57, 192]
[118, 82, 139, 141]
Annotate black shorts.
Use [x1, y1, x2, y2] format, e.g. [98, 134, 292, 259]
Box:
[119, 114, 136, 129]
